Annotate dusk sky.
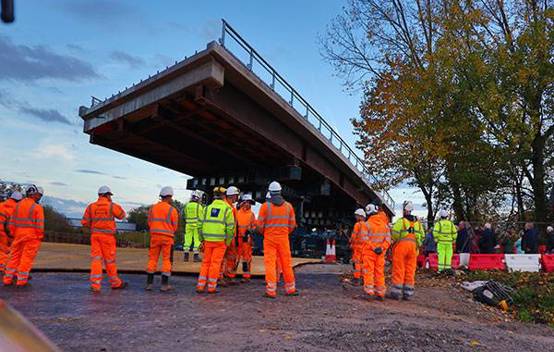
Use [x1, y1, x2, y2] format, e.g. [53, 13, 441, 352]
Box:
[0, 0, 424, 217]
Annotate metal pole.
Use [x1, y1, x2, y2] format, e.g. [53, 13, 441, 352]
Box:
[248, 48, 253, 70]
[220, 19, 226, 46]
[271, 71, 275, 90]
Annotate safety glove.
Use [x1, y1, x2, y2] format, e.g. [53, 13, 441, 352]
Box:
[373, 247, 383, 255]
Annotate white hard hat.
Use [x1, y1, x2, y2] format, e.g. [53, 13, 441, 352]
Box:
[265, 191, 271, 200]
[403, 201, 413, 212]
[192, 190, 204, 199]
[365, 204, 377, 215]
[98, 185, 112, 195]
[226, 186, 240, 196]
[439, 209, 448, 218]
[547, 226, 553, 232]
[26, 185, 43, 196]
[10, 191, 23, 201]
[240, 193, 255, 205]
[37, 186, 44, 195]
[159, 186, 174, 197]
[354, 208, 366, 218]
[268, 181, 282, 192]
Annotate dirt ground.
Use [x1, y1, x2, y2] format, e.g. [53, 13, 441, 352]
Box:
[1, 264, 553, 352]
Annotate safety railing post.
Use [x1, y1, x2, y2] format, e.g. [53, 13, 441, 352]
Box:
[248, 48, 253, 70]
[220, 20, 226, 46]
[271, 71, 275, 90]
[289, 90, 294, 106]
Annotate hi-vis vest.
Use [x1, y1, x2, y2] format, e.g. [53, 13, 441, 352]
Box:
[0, 198, 18, 237]
[200, 199, 235, 243]
[148, 202, 178, 238]
[391, 217, 424, 247]
[433, 219, 457, 243]
[258, 201, 296, 237]
[364, 216, 391, 250]
[351, 221, 368, 248]
[184, 201, 203, 229]
[9, 198, 44, 239]
[82, 197, 125, 235]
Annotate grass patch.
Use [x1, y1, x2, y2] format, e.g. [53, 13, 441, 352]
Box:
[463, 271, 554, 327]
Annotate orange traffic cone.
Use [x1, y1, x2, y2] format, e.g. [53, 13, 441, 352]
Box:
[324, 239, 337, 264]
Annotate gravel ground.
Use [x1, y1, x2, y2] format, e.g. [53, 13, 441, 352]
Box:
[1, 264, 552, 351]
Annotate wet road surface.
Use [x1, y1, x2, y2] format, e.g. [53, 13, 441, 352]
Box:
[1, 265, 553, 351]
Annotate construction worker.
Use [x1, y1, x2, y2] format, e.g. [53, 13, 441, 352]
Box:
[3, 186, 44, 287]
[81, 186, 127, 293]
[258, 181, 298, 298]
[433, 210, 457, 273]
[221, 186, 240, 284]
[183, 190, 204, 262]
[0, 191, 23, 274]
[390, 201, 424, 300]
[146, 186, 179, 292]
[350, 208, 366, 285]
[196, 187, 234, 294]
[236, 193, 256, 282]
[362, 204, 391, 300]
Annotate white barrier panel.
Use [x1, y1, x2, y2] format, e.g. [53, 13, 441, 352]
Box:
[459, 253, 470, 268]
[504, 254, 541, 272]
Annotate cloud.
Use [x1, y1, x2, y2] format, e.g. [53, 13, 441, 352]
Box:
[50, 181, 68, 186]
[20, 107, 72, 125]
[56, 0, 138, 24]
[0, 35, 98, 82]
[40, 144, 75, 161]
[75, 169, 106, 175]
[110, 50, 145, 68]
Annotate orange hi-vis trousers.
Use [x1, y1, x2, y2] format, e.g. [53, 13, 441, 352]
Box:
[362, 248, 386, 297]
[352, 245, 362, 279]
[197, 241, 226, 293]
[223, 242, 239, 279]
[391, 239, 417, 297]
[146, 235, 173, 276]
[238, 239, 252, 279]
[264, 234, 296, 297]
[0, 233, 9, 273]
[3, 235, 41, 286]
[90, 234, 123, 289]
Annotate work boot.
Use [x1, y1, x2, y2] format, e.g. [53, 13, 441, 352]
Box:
[207, 289, 220, 294]
[184, 252, 190, 262]
[263, 293, 276, 299]
[388, 291, 402, 301]
[375, 296, 385, 302]
[402, 294, 412, 301]
[285, 290, 299, 297]
[112, 281, 128, 290]
[145, 273, 154, 291]
[160, 275, 173, 292]
[193, 253, 201, 262]
[90, 286, 101, 294]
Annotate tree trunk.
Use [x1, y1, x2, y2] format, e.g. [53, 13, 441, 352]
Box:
[531, 134, 547, 226]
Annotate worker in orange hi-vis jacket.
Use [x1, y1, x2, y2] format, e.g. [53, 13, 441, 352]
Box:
[3, 186, 44, 287]
[221, 185, 240, 286]
[145, 186, 179, 292]
[236, 193, 256, 282]
[81, 186, 127, 293]
[362, 204, 391, 300]
[258, 181, 298, 298]
[390, 201, 424, 300]
[350, 208, 366, 286]
[0, 191, 23, 274]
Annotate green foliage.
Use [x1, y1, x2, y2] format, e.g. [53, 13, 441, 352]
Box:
[43, 205, 76, 233]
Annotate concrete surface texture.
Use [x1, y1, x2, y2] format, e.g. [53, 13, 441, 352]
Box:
[1, 264, 553, 351]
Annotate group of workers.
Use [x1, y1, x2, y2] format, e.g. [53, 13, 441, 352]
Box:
[350, 201, 425, 300]
[349, 202, 458, 300]
[0, 181, 298, 299]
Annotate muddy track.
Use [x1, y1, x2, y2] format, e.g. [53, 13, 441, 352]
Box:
[0, 264, 552, 351]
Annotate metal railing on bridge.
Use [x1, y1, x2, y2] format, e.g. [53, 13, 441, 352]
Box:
[218, 20, 395, 211]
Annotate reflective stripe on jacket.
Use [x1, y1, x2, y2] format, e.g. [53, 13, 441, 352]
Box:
[81, 197, 126, 235]
[351, 221, 368, 248]
[8, 198, 44, 239]
[433, 220, 457, 243]
[0, 199, 18, 236]
[236, 208, 256, 236]
[199, 199, 235, 244]
[391, 217, 424, 247]
[184, 201, 203, 229]
[148, 201, 178, 237]
[364, 214, 391, 250]
[257, 201, 296, 237]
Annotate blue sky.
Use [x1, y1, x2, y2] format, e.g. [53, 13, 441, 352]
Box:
[0, 0, 423, 216]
